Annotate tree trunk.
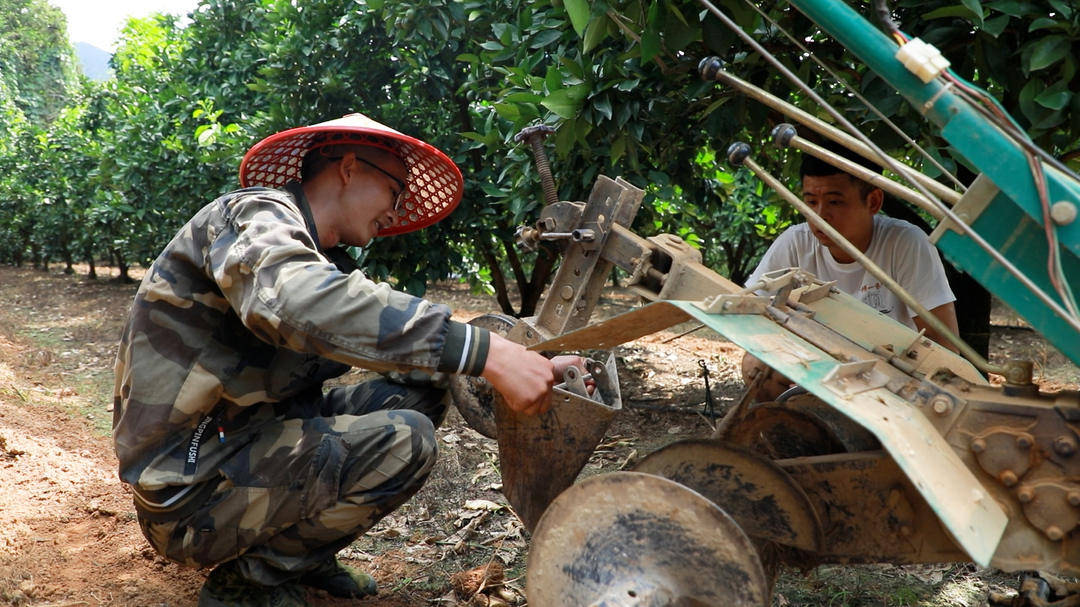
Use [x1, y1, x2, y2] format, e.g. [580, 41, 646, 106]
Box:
[84, 248, 97, 279]
[63, 247, 74, 274]
[111, 248, 132, 283]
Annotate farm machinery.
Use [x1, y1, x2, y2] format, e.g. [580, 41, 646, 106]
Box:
[449, 0, 1080, 604]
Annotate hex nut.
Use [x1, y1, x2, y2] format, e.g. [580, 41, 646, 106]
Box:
[1046, 525, 1065, 541]
[931, 396, 951, 415]
[1000, 470, 1019, 487]
[1016, 435, 1033, 449]
[1055, 436, 1077, 457]
[1050, 201, 1077, 226]
[1017, 486, 1034, 502]
[1069, 492, 1080, 507]
[970, 438, 986, 454]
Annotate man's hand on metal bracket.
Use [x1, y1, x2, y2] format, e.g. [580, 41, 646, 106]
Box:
[481, 334, 596, 416]
[552, 356, 597, 397]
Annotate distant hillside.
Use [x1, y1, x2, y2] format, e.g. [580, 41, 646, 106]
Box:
[74, 42, 111, 81]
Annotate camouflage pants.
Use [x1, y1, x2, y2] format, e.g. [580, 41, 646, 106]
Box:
[139, 378, 446, 585]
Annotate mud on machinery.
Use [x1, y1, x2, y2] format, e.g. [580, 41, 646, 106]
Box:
[447, 0, 1080, 604]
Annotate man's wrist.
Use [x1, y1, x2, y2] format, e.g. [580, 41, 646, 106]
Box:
[437, 321, 490, 376]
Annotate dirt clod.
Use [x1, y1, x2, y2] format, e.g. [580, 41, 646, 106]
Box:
[451, 561, 506, 598]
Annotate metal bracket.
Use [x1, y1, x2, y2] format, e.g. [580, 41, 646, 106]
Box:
[552, 354, 622, 409]
[792, 280, 837, 304]
[695, 294, 770, 315]
[822, 360, 891, 397]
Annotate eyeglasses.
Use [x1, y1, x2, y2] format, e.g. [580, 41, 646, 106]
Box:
[323, 151, 408, 211]
[354, 156, 407, 211]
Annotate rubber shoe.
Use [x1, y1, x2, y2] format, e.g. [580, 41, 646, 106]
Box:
[299, 558, 378, 598]
[198, 561, 308, 607]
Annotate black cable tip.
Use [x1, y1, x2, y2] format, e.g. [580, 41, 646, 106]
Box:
[771, 123, 797, 147]
[726, 142, 752, 166]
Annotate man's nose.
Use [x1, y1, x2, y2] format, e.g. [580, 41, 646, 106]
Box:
[384, 207, 399, 227]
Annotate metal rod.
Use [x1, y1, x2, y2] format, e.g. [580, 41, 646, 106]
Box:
[729, 143, 1006, 376]
[696, 0, 1080, 343]
[700, 61, 962, 205]
[772, 124, 944, 220]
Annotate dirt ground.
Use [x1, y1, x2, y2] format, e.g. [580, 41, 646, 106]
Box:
[1, 263, 1078, 607]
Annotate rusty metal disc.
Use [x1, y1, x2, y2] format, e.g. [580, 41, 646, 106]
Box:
[527, 471, 769, 607]
[448, 313, 517, 438]
[725, 397, 879, 458]
[782, 393, 880, 453]
[633, 439, 823, 552]
[725, 403, 845, 458]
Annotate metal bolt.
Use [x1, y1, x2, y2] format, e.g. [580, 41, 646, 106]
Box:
[515, 125, 558, 207]
[970, 438, 986, 454]
[1017, 435, 1033, 449]
[1000, 470, 1018, 487]
[726, 142, 752, 166]
[1068, 492, 1080, 507]
[770, 123, 798, 148]
[1055, 436, 1077, 457]
[1017, 486, 1034, 502]
[1050, 201, 1077, 226]
[930, 395, 951, 415]
[560, 285, 574, 301]
[1046, 525, 1065, 541]
[698, 56, 724, 81]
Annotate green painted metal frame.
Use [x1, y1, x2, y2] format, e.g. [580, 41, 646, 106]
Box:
[664, 301, 1008, 566]
[531, 296, 1009, 565]
[786, 0, 1080, 367]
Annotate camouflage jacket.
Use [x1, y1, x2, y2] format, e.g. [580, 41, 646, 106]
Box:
[112, 182, 489, 500]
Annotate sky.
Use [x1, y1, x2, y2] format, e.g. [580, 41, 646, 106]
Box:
[50, 0, 202, 52]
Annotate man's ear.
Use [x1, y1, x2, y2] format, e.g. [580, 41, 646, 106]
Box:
[865, 187, 884, 214]
[337, 152, 356, 186]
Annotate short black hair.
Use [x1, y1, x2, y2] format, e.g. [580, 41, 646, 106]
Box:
[800, 138, 883, 197]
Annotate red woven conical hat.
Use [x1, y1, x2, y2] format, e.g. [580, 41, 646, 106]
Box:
[239, 113, 463, 236]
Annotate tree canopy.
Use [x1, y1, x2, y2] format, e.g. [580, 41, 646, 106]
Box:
[2, 0, 1078, 311]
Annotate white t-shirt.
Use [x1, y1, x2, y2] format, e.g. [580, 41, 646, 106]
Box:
[745, 215, 955, 329]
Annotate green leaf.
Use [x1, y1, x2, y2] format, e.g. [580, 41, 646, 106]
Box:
[541, 84, 589, 119]
[530, 29, 562, 49]
[1027, 35, 1071, 72]
[565, 0, 590, 37]
[641, 2, 662, 62]
[985, 0, 1037, 18]
[982, 14, 1010, 37]
[479, 41, 504, 51]
[960, 0, 985, 24]
[1048, 0, 1073, 19]
[922, 5, 979, 21]
[582, 15, 610, 53]
[1029, 17, 1064, 32]
[593, 96, 612, 121]
[1035, 80, 1072, 110]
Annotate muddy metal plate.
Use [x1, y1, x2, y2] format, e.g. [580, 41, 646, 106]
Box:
[663, 300, 1008, 567]
[802, 289, 987, 385]
[633, 440, 824, 552]
[527, 471, 769, 607]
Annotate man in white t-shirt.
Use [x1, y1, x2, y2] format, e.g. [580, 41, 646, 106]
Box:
[741, 148, 959, 401]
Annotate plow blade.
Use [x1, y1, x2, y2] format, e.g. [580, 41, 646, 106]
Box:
[527, 471, 770, 606]
[634, 439, 824, 552]
[495, 354, 621, 532]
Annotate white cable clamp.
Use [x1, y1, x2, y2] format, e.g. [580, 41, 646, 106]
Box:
[896, 38, 951, 83]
